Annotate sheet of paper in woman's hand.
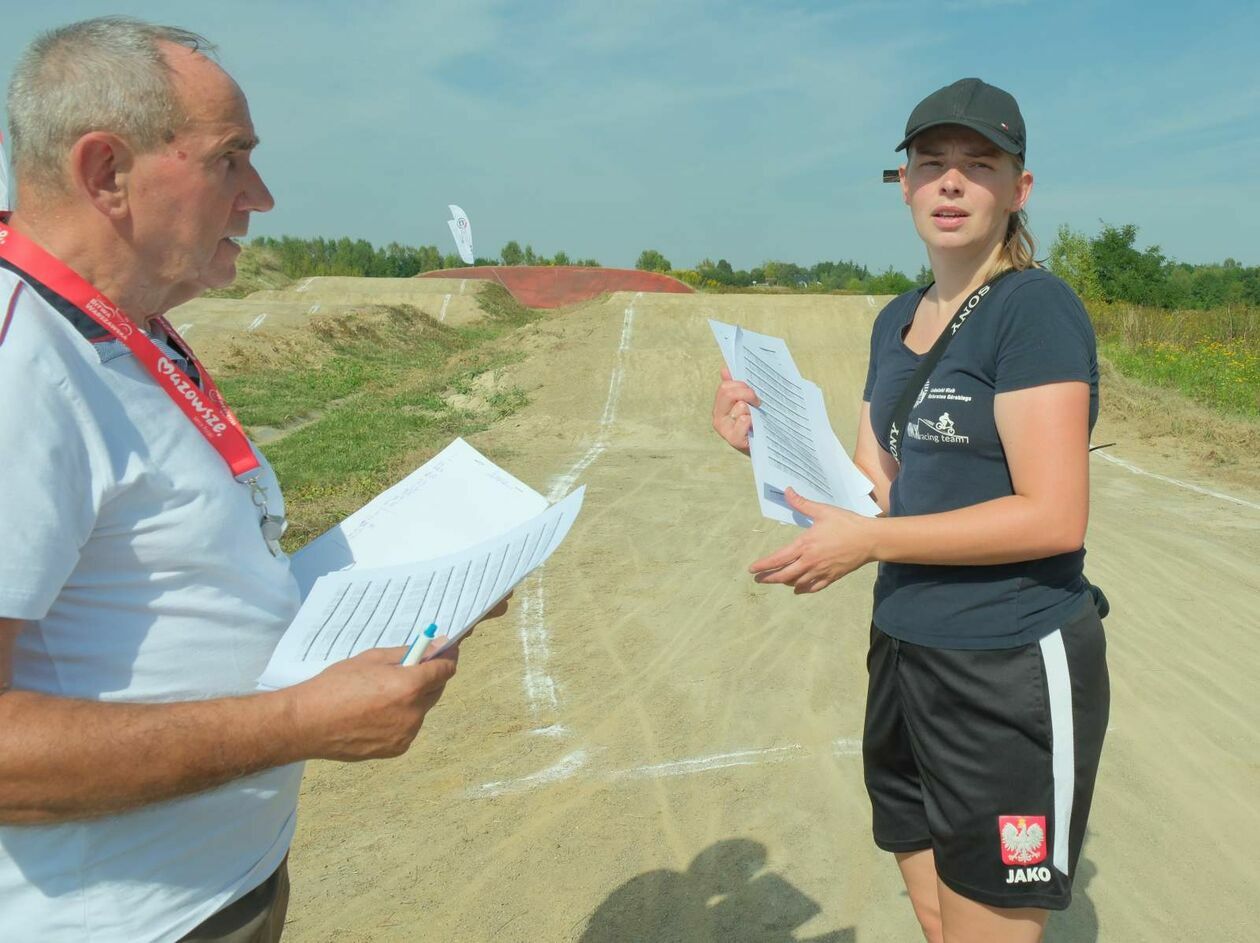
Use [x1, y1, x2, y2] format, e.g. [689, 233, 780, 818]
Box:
[709, 319, 877, 523]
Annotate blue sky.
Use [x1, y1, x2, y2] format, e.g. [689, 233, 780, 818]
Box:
[3, 1, 1257, 274]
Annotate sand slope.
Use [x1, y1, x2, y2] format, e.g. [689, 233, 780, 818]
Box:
[165, 276, 485, 365]
[280, 290, 1260, 942]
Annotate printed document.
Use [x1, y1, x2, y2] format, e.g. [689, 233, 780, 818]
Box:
[710, 319, 879, 524]
[265, 439, 583, 688]
[289, 438, 549, 596]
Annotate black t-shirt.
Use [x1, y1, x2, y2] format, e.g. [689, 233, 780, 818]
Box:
[862, 268, 1099, 649]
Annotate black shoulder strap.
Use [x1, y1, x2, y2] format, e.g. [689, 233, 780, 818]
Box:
[887, 268, 1016, 464]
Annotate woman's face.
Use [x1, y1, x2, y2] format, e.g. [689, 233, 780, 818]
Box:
[899, 125, 1032, 260]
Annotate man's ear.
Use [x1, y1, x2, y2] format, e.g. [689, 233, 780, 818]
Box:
[67, 132, 135, 219]
[899, 164, 910, 206]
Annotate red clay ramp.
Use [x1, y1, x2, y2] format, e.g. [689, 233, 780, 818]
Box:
[419, 266, 693, 309]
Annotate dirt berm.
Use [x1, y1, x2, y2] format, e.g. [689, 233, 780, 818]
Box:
[167, 277, 483, 366]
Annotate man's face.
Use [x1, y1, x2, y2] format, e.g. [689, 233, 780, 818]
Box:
[126, 43, 273, 305]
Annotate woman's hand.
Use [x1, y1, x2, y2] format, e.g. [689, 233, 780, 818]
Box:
[749, 488, 878, 594]
[711, 368, 760, 454]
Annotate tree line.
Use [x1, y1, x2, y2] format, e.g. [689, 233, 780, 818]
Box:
[640, 224, 1259, 305]
[1048, 224, 1260, 309]
[250, 235, 600, 279]
[634, 248, 929, 294]
[252, 226, 1258, 309]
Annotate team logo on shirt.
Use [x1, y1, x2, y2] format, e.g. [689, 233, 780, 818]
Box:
[1000, 815, 1047, 865]
[913, 379, 930, 409]
[907, 411, 969, 445]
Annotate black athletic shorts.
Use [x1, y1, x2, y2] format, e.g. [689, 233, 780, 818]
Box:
[863, 600, 1109, 910]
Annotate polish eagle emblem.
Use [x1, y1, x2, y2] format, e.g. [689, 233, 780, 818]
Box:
[999, 815, 1047, 865]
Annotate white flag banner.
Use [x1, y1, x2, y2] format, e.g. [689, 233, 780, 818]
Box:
[446, 204, 474, 264]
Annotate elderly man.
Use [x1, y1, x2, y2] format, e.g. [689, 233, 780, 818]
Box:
[0, 18, 481, 942]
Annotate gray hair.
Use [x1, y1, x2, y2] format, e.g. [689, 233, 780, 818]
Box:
[6, 16, 217, 194]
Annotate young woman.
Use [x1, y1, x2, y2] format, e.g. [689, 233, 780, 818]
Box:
[711, 78, 1108, 943]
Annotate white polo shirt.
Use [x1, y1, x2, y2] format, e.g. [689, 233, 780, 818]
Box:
[0, 264, 303, 942]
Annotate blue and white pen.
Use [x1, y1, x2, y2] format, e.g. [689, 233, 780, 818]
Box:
[401, 623, 439, 666]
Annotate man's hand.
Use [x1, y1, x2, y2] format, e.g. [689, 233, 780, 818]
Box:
[712, 367, 760, 454]
[282, 590, 514, 761]
[284, 644, 460, 761]
[748, 488, 877, 594]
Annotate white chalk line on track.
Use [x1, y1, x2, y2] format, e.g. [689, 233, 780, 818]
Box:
[459, 279, 466, 295]
[547, 293, 640, 497]
[518, 585, 559, 717]
[439, 293, 451, 322]
[247, 313, 267, 331]
[529, 724, 570, 738]
[469, 738, 860, 799]
[308, 303, 320, 315]
[516, 292, 642, 723]
[177, 323, 193, 336]
[295, 277, 314, 293]
[1094, 451, 1260, 512]
[615, 745, 805, 782]
[472, 749, 593, 799]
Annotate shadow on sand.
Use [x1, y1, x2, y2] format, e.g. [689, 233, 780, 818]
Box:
[1046, 855, 1100, 942]
[579, 838, 854, 943]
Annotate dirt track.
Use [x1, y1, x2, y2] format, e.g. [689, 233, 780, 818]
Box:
[273, 289, 1260, 942]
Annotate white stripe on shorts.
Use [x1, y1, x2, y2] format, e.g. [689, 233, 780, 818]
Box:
[1039, 628, 1075, 876]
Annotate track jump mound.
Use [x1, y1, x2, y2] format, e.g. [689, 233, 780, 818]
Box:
[419, 266, 693, 309]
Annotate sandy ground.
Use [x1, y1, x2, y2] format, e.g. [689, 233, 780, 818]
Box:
[262, 289, 1260, 942]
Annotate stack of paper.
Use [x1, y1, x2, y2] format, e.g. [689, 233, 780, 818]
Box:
[710, 319, 879, 525]
[289, 438, 551, 596]
[261, 440, 583, 689]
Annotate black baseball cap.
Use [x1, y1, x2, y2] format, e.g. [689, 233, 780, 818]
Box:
[895, 77, 1026, 159]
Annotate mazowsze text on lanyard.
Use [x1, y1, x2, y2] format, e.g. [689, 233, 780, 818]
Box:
[0, 218, 286, 554]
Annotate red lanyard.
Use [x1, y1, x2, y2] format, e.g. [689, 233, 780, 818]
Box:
[0, 218, 260, 481]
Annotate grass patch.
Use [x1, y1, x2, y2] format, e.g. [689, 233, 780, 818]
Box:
[1096, 354, 1260, 484]
[213, 284, 543, 550]
[458, 281, 539, 337]
[1099, 338, 1258, 418]
[1089, 302, 1259, 418]
[215, 305, 465, 428]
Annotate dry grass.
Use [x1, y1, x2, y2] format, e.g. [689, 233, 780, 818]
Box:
[203, 243, 294, 299]
[1090, 301, 1259, 347]
[1097, 353, 1260, 489]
